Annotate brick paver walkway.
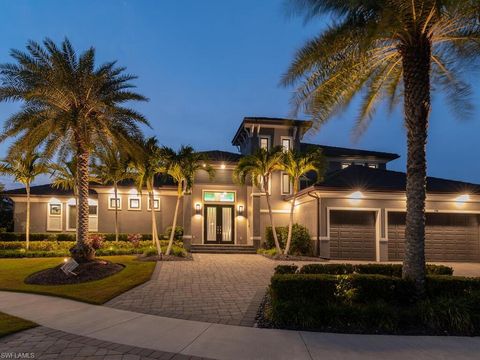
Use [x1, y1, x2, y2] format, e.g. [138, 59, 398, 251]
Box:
[0, 326, 212, 360]
[107, 254, 280, 326]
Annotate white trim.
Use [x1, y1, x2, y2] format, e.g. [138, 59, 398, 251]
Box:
[281, 172, 292, 195]
[128, 196, 142, 211]
[46, 203, 62, 231]
[108, 196, 122, 210]
[327, 207, 382, 262]
[260, 209, 291, 214]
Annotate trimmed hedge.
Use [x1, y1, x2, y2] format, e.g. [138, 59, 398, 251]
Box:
[265, 224, 312, 255]
[0, 233, 154, 242]
[268, 273, 480, 335]
[274, 263, 454, 276]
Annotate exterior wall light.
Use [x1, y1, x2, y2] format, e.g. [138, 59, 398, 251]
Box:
[349, 191, 363, 200]
[195, 203, 202, 215]
[220, 163, 226, 169]
[455, 194, 470, 204]
[238, 205, 244, 216]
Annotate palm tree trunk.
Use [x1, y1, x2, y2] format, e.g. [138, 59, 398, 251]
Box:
[284, 195, 296, 255]
[150, 190, 162, 256]
[166, 194, 181, 255]
[72, 148, 94, 263]
[25, 184, 30, 251]
[265, 191, 281, 253]
[114, 182, 119, 242]
[400, 39, 431, 296]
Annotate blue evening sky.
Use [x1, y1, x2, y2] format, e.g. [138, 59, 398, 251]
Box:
[0, 0, 479, 189]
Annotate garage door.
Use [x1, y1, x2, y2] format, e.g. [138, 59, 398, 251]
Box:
[330, 210, 376, 260]
[388, 212, 480, 262]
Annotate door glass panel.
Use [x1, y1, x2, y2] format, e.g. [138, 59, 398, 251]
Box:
[68, 205, 77, 229]
[207, 207, 217, 241]
[222, 207, 232, 242]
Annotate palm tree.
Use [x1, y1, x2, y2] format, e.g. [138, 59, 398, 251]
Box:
[0, 38, 148, 262]
[132, 137, 163, 256]
[282, 0, 480, 294]
[234, 147, 285, 253]
[281, 148, 326, 255]
[0, 151, 48, 250]
[92, 146, 132, 242]
[160, 146, 214, 256]
[50, 159, 79, 201]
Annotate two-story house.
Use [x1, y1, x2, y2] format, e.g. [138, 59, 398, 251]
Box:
[5, 117, 480, 262]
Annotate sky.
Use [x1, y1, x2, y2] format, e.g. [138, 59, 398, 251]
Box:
[0, 0, 479, 189]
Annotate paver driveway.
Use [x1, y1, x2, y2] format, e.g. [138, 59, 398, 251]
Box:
[107, 254, 281, 326]
[106, 254, 480, 327]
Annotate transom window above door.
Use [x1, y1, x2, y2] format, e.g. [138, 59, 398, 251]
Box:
[203, 191, 235, 203]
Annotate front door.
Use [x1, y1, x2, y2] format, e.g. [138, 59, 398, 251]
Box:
[204, 205, 234, 244]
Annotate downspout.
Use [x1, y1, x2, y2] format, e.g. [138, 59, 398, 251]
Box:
[307, 190, 324, 258]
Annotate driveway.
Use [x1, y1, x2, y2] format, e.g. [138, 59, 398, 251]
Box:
[106, 254, 480, 327]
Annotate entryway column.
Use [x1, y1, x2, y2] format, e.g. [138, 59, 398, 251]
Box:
[182, 193, 192, 250]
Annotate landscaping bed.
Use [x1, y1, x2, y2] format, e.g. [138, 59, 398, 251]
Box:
[25, 260, 124, 285]
[257, 248, 326, 262]
[259, 263, 480, 335]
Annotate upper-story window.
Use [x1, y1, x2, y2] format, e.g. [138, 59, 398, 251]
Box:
[281, 137, 292, 152]
[368, 163, 378, 169]
[259, 137, 270, 150]
[281, 172, 292, 195]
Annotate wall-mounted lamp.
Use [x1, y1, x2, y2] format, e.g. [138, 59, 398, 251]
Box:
[237, 205, 244, 217]
[348, 190, 363, 205]
[220, 163, 226, 169]
[455, 194, 470, 205]
[195, 203, 202, 215]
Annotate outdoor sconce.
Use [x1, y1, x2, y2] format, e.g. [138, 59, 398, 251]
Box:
[238, 205, 244, 217]
[195, 203, 202, 215]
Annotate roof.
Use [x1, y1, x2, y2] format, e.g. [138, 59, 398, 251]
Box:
[3, 183, 97, 196]
[300, 143, 400, 161]
[309, 165, 480, 194]
[232, 117, 313, 146]
[197, 150, 243, 163]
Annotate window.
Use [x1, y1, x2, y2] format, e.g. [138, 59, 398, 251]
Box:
[67, 203, 98, 231]
[341, 163, 351, 169]
[368, 163, 378, 169]
[108, 197, 121, 210]
[281, 137, 292, 152]
[259, 137, 270, 150]
[147, 198, 160, 211]
[47, 203, 62, 231]
[203, 191, 235, 203]
[89, 205, 98, 215]
[281, 173, 292, 195]
[128, 197, 141, 210]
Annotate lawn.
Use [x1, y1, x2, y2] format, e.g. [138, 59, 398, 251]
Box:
[0, 312, 36, 338]
[0, 256, 155, 304]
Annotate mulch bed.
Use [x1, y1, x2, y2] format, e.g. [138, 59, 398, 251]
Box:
[25, 260, 124, 285]
[137, 253, 193, 262]
[260, 254, 328, 262]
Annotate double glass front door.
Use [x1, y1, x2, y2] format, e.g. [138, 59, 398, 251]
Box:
[204, 205, 234, 244]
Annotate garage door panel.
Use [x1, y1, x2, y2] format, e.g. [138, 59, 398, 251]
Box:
[330, 210, 376, 261]
[388, 212, 480, 262]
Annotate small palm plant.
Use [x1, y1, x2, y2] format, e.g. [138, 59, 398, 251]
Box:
[282, 0, 480, 293]
[50, 158, 79, 201]
[92, 146, 133, 242]
[0, 151, 49, 250]
[132, 137, 163, 256]
[281, 148, 326, 255]
[234, 147, 284, 253]
[160, 146, 214, 256]
[0, 38, 148, 262]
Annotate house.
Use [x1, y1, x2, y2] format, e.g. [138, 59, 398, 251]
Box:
[4, 117, 480, 262]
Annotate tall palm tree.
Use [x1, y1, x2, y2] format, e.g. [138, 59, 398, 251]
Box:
[0, 151, 49, 250]
[282, 0, 480, 294]
[0, 38, 148, 262]
[160, 146, 214, 256]
[234, 147, 285, 253]
[50, 159, 79, 201]
[281, 148, 326, 255]
[92, 146, 132, 242]
[132, 137, 163, 256]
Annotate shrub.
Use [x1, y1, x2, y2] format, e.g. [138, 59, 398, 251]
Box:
[128, 233, 143, 248]
[265, 224, 311, 255]
[164, 226, 184, 240]
[274, 265, 298, 275]
[257, 248, 279, 257]
[298, 263, 453, 277]
[0, 232, 153, 242]
[87, 234, 105, 250]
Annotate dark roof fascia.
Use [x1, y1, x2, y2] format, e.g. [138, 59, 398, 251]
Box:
[301, 143, 400, 161]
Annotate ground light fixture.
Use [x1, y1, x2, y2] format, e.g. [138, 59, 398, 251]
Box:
[195, 203, 202, 215]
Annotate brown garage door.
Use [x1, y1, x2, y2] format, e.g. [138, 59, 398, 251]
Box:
[330, 210, 376, 260]
[388, 212, 480, 262]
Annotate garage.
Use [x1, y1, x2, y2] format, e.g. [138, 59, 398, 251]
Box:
[329, 210, 377, 260]
[388, 212, 480, 262]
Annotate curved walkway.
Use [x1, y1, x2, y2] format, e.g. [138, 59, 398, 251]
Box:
[1, 291, 480, 360]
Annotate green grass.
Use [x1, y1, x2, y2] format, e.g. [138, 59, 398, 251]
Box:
[0, 312, 37, 338]
[0, 256, 156, 304]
